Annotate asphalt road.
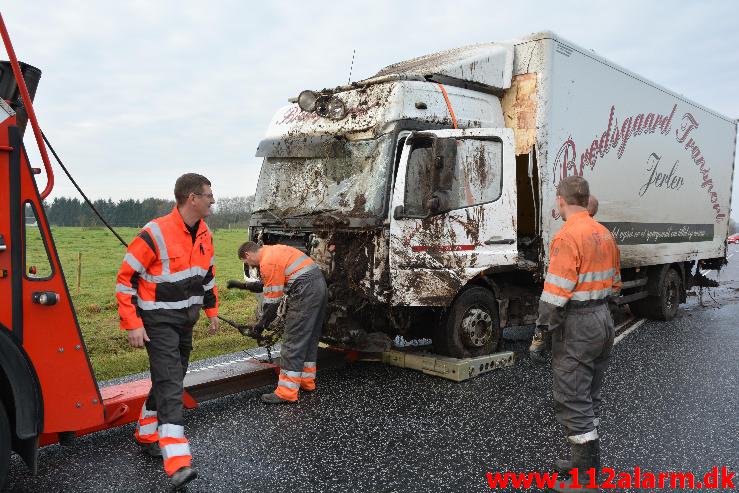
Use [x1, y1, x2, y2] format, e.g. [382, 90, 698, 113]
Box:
[6, 245, 739, 492]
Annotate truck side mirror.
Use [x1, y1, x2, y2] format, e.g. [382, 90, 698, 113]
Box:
[393, 205, 405, 220]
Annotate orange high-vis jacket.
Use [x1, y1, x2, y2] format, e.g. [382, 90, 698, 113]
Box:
[540, 211, 621, 309]
[259, 245, 316, 305]
[116, 207, 218, 330]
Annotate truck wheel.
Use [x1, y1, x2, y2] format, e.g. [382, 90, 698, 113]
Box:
[433, 287, 502, 358]
[0, 400, 10, 491]
[629, 268, 681, 321]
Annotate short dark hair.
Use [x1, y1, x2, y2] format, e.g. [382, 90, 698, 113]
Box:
[557, 176, 589, 207]
[238, 241, 260, 259]
[174, 173, 211, 205]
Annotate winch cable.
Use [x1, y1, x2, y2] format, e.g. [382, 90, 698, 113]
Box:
[41, 131, 129, 248]
[217, 315, 276, 363]
[437, 82, 459, 129]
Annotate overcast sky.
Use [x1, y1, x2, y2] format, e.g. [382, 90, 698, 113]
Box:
[4, 1, 739, 218]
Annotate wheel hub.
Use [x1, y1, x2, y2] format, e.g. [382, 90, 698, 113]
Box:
[460, 307, 493, 348]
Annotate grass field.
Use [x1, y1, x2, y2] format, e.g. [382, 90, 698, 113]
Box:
[27, 225, 259, 381]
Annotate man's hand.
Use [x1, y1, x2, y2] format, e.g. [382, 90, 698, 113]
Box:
[208, 316, 219, 335]
[528, 325, 551, 364]
[227, 280, 247, 290]
[128, 327, 150, 348]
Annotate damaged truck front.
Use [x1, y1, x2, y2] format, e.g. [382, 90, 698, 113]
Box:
[251, 32, 737, 358]
[251, 42, 521, 356]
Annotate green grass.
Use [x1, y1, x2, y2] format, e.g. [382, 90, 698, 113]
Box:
[26, 225, 259, 381]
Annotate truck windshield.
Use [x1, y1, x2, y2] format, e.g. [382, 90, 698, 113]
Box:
[253, 133, 394, 217]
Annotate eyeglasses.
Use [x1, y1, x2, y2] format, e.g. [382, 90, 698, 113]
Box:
[193, 192, 214, 199]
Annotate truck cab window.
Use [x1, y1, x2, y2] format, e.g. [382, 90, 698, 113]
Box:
[404, 141, 434, 216]
[403, 137, 503, 216]
[24, 202, 53, 279]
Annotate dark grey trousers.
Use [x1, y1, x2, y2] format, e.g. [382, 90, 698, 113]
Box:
[551, 303, 614, 437]
[143, 322, 193, 425]
[281, 268, 328, 372]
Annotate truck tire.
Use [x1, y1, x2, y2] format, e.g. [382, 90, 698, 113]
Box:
[433, 287, 502, 358]
[0, 400, 10, 491]
[629, 268, 681, 321]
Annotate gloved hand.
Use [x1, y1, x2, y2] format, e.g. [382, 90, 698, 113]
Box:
[227, 280, 247, 289]
[529, 325, 551, 364]
[249, 322, 265, 341]
[227, 279, 264, 293]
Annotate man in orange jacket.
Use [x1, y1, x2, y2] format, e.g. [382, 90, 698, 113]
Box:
[116, 173, 218, 491]
[534, 177, 620, 493]
[529, 194, 599, 363]
[229, 242, 327, 404]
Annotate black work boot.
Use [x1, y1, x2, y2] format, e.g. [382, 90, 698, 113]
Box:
[170, 466, 197, 491]
[550, 439, 600, 492]
[261, 392, 296, 404]
[554, 421, 600, 475]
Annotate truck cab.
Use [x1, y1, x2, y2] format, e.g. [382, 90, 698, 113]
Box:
[250, 44, 528, 357]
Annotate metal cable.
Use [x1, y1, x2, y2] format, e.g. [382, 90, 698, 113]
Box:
[41, 131, 128, 248]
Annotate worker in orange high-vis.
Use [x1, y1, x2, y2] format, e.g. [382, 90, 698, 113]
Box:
[533, 178, 620, 493]
[116, 173, 218, 491]
[228, 241, 327, 404]
[529, 194, 599, 363]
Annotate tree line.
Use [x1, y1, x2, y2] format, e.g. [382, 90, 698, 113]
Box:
[42, 196, 254, 229]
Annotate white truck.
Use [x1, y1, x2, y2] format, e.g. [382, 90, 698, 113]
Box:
[249, 32, 737, 357]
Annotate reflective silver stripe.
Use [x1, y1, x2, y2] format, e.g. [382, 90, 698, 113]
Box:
[286, 263, 318, 285]
[571, 288, 612, 302]
[301, 372, 315, 379]
[284, 255, 308, 276]
[568, 428, 599, 444]
[139, 266, 209, 284]
[303, 362, 316, 368]
[145, 222, 170, 274]
[263, 295, 284, 304]
[578, 268, 616, 283]
[281, 369, 303, 378]
[137, 421, 158, 436]
[264, 285, 284, 293]
[141, 404, 157, 419]
[159, 423, 185, 438]
[545, 273, 576, 290]
[124, 253, 146, 274]
[161, 443, 191, 461]
[593, 417, 600, 428]
[278, 380, 300, 389]
[210, 255, 215, 267]
[116, 283, 137, 296]
[203, 279, 216, 291]
[137, 296, 204, 311]
[540, 291, 569, 307]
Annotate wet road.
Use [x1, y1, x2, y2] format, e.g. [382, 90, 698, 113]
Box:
[7, 245, 739, 492]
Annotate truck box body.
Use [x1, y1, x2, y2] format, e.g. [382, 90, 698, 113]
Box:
[513, 34, 736, 268]
[250, 32, 736, 354]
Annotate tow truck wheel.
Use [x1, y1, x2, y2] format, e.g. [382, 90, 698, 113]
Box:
[629, 268, 682, 321]
[434, 286, 502, 358]
[0, 400, 10, 490]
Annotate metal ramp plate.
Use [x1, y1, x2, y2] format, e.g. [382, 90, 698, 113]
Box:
[381, 350, 515, 382]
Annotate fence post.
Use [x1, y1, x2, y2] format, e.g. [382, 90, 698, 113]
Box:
[77, 251, 82, 293]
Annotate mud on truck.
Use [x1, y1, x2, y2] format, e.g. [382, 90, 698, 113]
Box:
[248, 32, 737, 358]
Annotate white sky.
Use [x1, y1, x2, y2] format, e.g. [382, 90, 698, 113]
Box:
[3, 1, 739, 219]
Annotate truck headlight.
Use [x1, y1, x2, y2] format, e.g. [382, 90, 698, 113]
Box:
[298, 90, 318, 112]
[326, 97, 347, 120]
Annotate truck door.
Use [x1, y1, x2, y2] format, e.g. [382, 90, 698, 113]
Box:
[388, 128, 518, 306]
